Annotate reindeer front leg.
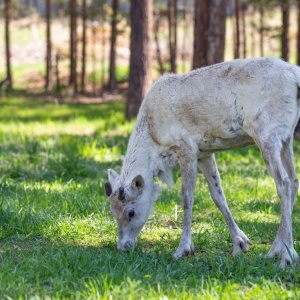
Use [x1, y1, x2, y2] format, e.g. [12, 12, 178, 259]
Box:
[173, 143, 197, 258]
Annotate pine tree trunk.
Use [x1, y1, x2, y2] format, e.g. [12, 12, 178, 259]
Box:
[3, 0, 12, 89]
[108, 0, 118, 92]
[241, 4, 247, 58]
[168, 0, 177, 73]
[81, 0, 87, 93]
[251, 6, 256, 57]
[234, 0, 240, 59]
[281, 1, 289, 62]
[69, 0, 77, 93]
[126, 0, 153, 120]
[45, 0, 52, 90]
[259, 4, 264, 57]
[207, 0, 227, 65]
[182, 0, 190, 72]
[154, 10, 165, 75]
[192, 0, 210, 69]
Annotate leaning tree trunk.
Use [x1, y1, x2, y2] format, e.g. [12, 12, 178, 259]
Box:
[126, 0, 153, 120]
[192, 0, 210, 69]
[207, 0, 227, 65]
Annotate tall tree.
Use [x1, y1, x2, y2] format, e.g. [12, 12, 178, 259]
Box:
[234, 0, 240, 59]
[45, 0, 52, 90]
[182, 0, 192, 72]
[69, 0, 77, 93]
[241, 3, 247, 58]
[207, 0, 227, 65]
[259, 4, 264, 57]
[168, 0, 177, 73]
[192, 0, 210, 69]
[126, 0, 153, 120]
[108, 0, 118, 91]
[81, 0, 87, 93]
[281, 0, 289, 61]
[154, 9, 165, 75]
[0, 0, 12, 89]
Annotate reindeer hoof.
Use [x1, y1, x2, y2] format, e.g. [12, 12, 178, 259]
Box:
[173, 241, 194, 258]
[232, 230, 250, 255]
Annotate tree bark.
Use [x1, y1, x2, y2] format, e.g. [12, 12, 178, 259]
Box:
[69, 0, 77, 93]
[234, 0, 240, 59]
[168, 0, 177, 73]
[207, 0, 227, 65]
[250, 6, 256, 57]
[154, 10, 165, 75]
[126, 0, 153, 120]
[281, 1, 289, 62]
[3, 0, 12, 89]
[259, 4, 264, 57]
[241, 3, 247, 58]
[182, 0, 191, 73]
[108, 0, 118, 92]
[81, 0, 87, 93]
[45, 0, 52, 90]
[192, 0, 210, 69]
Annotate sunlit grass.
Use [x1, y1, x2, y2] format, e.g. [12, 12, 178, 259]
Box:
[0, 96, 300, 299]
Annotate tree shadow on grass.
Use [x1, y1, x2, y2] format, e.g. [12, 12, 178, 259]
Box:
[0, 132, 129, 184]
[0, 97, 126, 124]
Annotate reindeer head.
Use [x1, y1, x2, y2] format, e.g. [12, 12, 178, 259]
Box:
[105, 169, 160, 251]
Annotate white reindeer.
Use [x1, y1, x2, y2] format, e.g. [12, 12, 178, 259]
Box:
[105, 57, 300, 268]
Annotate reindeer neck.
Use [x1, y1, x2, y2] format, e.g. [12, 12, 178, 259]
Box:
[120, 113, 157, 184]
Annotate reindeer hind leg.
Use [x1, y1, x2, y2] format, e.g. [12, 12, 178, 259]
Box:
[258, 137, 299, 267]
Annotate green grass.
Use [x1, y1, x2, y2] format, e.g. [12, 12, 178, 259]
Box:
[1, 96, 300, 299]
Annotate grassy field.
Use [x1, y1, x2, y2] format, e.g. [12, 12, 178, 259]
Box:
[1, 96, 300, 299]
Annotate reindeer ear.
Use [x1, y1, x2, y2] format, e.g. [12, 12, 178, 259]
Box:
[131, 175, 145, 193]
[108, 169, 119, 183]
